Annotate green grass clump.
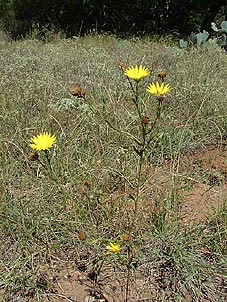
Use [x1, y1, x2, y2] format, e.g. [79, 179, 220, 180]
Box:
[0, 34, 227, 301]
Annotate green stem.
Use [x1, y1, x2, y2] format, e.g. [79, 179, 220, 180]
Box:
[134, 97, 163, 212]
[127, 78, 142, 119]
[37, 158, 47, 170]
[44, 150, 51, 170]
[134, 137, 145, 213]
[133, 81, 142, 120]
[146, 98, 163, 145]
[133, 82, 146, 212]
[127, 76, 136, 95]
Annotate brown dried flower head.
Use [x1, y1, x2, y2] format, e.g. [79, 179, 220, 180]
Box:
[71, 84, 86, 98]
[118, 60, 126, 70]
[122, 233, 131, 241]
[84, 180, 91, 188]
[78, 185, 85, 194]
[158, 70, 167, 80]
[29, 152, 39, 161]
[78, 231, 87, 241]
[141, 116, 149, 125]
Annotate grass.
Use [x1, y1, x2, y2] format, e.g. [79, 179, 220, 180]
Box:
[0, 33, 227, 301]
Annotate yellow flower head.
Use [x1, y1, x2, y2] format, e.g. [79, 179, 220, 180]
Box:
[124, 65, 150, 81]
[146, 82, 171, 96]
[29, 132, 56, 151]
[106, 242, 121, 254]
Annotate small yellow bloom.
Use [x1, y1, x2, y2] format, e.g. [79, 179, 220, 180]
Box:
[146, 82, 171, 96]
[29, 132, 56, 151]
[106, 242, 121, 254]
[124, 65, 149, 81]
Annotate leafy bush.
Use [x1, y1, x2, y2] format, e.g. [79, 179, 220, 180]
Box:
[0, 0, 226, 38]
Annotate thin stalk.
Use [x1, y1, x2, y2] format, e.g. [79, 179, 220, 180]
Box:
[125, 246, 132, 302]
[44, 150, 52, 170]
[93, 257, 106, 297]
[131, 81, 146, 212]
[37, 158, 47, 170]
[132, 81, 142, 119]
[134, 93, 148, 212]
[127, 78, 142, 119]
[126, 76, 136, 95]
[134, 146, 144, 213]
[146, 97, 163, 145]
[134, 121, 146, 212]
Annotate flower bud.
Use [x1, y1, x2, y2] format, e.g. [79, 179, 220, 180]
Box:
[118, 60, 126, 70]
[71, 84, 86, 98]
[142, 116, 149, 125]
[29, 152, 39, 161]
[78, 231, 87, 241]
[158, 70, 167, 80]
[122, 233, 131, 241]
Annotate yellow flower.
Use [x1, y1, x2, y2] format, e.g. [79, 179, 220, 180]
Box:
[29, 132, 56, 151]
[124, 65, 149, 81]
[106, 242, 121, 254]
[146, 82, 171, 96]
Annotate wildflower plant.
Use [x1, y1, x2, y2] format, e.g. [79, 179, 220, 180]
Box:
[106, 240, 130, 302]
[105, 238, 136, 302]
[87, 240, 122, 298]
[29, 132, 56, 171]
[125, 65, 171, 211]
[102, 63, 171, 212]
[89, 239, 134, 302]
[78, 62, 171, 300]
